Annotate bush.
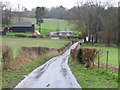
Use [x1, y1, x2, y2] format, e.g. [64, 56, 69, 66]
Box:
[22, 47, 50, 56]
[2, 46, 13, 70]
[70, 49, 77, 60]
[77, 48, 84, 64]
[82, 48, 100, 68]
[9, 46, 51, 68]
[70, 43, 81, 60]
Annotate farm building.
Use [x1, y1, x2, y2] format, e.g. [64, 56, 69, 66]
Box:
[58, 29, 73, 36]
[48, 29, 73, 37]
[9, 22, 34, 32]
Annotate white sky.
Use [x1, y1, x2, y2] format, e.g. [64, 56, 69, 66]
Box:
[1, 0, 119, 10]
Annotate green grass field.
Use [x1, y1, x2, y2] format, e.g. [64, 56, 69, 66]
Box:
[1, 36, 69, 57]
[10, 17, 74, 35]
[6, 32, 33, 36]
[82, 44, 118, 67]
[68, 57, 118, 88]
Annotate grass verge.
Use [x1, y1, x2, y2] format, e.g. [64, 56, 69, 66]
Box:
[68, 57, 118, 88]
[2, 51, 62, 88]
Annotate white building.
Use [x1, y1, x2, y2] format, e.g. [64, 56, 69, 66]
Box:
[48, 29, 73, 37]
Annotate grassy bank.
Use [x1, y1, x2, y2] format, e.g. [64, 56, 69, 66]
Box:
[2, 49, 63, 88]
[68, 57, 118, 88]
[82, 44, 118, 67]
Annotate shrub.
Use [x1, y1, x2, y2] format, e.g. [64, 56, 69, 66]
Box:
[82, 48, 100, 68]
[22, 47, 50, 56]
[9, 46, 51, 68]
[2, 46, 13, 70]
[77, 48, 84, 64]
[70, 49, 77, 60]
[57, 49, 61, 53]
[70, 43, 81, 60]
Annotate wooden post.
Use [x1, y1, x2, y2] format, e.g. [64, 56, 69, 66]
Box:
[98, 55, 100, 69]
[106, 50, 109, 71]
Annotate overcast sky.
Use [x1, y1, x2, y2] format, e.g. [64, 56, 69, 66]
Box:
[1, 0, 119, 10]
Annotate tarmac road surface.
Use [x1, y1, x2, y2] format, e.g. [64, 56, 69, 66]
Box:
[15, 42, 81, 88]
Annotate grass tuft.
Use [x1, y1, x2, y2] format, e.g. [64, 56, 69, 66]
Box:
[68, 57, 118, 88]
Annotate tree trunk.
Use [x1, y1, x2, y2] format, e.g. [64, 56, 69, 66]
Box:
[95, 33, 98, 43]
[84, 35, 87, 43]
[91, 34, 94, 44]
[88, 35, 91, 43]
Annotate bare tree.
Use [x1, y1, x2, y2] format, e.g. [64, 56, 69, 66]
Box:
[102, 7, 118, 46]
[1, 1, 12, 28]
[70, 0, 117, 45]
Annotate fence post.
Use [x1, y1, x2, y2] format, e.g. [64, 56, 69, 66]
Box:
[106, 50, 109, 71]
[98, 54, 100, 69]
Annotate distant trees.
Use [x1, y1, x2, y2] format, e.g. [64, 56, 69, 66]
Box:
[69, 1, 118, 46]
[70, 2, 105, 43]
[0, 4, 70, 26]
[36, 6, 70, 19]
[17, 4, 24, 22]
[44, 8, 50, 18]
[48, 6, 70, 19]
[99, 7, 118, 46]
[12, 6, 70, 20]
[118, 2, 120, 46]
[12, 8, 35, 19]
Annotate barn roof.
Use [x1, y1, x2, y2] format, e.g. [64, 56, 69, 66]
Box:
[12, 22, 34, 27]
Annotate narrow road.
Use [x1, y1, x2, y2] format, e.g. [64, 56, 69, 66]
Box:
[15, 42, 81, 88]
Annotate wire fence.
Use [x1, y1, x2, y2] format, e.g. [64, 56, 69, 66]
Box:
[97, 50, 118, 72]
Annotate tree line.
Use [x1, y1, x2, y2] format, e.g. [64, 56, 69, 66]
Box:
[0, 1, 119, 46]
[69, 1, 119, 46]
[44, 5, 70, 19]
[0, 1, 70, 27]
